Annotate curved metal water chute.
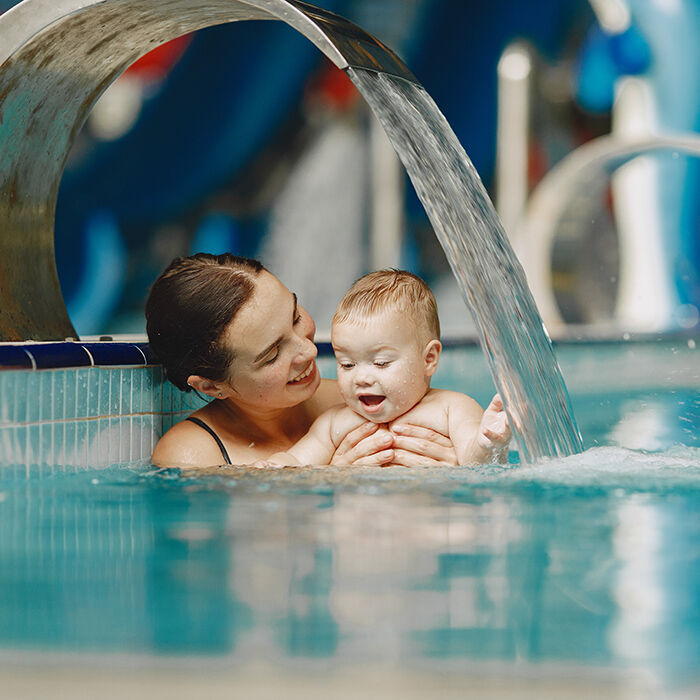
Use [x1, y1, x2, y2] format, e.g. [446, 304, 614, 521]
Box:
[0, 0, 415, 341]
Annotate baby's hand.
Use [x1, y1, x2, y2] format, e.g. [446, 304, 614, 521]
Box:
[250, 459, 283, 468]
[250, 452, 293, 468]
[477, 394, 512, 453]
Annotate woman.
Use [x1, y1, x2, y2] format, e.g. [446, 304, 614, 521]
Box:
[146, 253, 457, 468]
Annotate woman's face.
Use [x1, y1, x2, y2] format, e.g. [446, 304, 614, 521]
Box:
[221, 271, 320, 411]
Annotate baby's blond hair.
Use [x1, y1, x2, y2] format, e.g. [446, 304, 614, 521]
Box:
[333, 269, 440, 341]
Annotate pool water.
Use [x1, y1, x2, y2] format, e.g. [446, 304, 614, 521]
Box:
[0, 342, 699, 695]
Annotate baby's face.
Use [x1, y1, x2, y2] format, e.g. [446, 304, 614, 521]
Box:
[331, 310, 433, 423]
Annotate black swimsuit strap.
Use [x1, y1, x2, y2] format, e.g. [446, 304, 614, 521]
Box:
[186, 416, 232, 465]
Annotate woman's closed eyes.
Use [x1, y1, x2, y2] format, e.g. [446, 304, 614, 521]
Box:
[259, 293, 301, 366]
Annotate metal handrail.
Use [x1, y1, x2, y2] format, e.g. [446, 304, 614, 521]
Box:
[513, 132, 700, 331]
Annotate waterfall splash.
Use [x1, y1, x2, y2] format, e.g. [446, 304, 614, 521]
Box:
[348, 68, 584, 463]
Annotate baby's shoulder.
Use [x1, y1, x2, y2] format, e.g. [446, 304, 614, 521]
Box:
[428, 388, 483, 415]
[403, 389, 483, 423]
[393, 390, 450, 432]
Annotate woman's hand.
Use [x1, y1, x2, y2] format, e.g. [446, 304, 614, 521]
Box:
[329, 421, 459, 467]
[387, 423, 458, 467]
[329, 422, 395, 466]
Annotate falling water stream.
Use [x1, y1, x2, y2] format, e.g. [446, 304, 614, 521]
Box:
[348, 68, 584, 463]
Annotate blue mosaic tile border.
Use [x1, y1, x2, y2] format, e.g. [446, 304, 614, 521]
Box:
[0, 341, 157, 370]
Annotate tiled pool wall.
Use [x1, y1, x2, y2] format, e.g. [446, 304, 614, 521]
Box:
[0, 342, 204, 472]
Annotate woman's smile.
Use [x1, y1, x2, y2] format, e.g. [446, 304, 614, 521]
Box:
[288, 360, 317, 385]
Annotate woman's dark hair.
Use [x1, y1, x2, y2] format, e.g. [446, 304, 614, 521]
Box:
[145, 253, 265, 391]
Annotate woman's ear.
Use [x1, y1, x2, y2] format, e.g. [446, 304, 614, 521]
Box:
[423, 339, 442, 377]
[187, 375, 228, 399]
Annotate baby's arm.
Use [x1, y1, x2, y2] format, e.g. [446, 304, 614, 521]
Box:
[264, 408, 340, 466]
[476, 394, 511, 462]
[447, 393, 511, 465]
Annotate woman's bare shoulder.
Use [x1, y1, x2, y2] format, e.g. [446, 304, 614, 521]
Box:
[151, 417, 227, 468]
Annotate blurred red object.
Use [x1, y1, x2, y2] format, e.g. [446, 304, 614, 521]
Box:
[308, 63, 359, 112]
[126, 35, 192, 82]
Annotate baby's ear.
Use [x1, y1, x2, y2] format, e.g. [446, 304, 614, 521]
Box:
[423, 339, 442, 377]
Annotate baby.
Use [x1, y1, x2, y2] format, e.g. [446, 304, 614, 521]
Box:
[267, 270, 511, 466]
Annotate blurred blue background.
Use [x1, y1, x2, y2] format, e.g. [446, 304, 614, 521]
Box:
[1, 0, 697, 336]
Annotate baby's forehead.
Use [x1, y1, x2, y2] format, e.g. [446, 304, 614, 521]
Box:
[332, 306, 407, 327]
[332, 311, 428, 349]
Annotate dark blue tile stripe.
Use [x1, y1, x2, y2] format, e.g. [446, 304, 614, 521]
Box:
[0, 345, 35, 369]
[0, 342, 159, 370]
[81, 343, 146, 366]
[26, 343, 92, 369]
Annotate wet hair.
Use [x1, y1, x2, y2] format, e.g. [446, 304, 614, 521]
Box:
[333, 269, 440, 340]
[145, 253, 265, 391]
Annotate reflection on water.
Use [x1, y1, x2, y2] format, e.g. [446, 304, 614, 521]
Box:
[1, 445, 699, 690]
[610, 494, 700, 679]
[574, 389, 700, 451]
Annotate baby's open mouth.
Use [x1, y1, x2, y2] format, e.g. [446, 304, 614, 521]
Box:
[358, 394, 386, 411]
